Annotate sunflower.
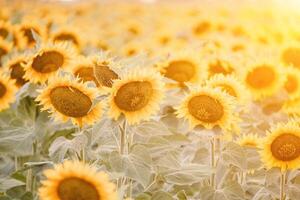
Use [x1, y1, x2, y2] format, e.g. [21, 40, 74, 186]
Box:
[0, 20, 11, 40]
[50, 26, 83, 51]
[36, 76, 103, 127]
[91, 54, 120, 88]
[23, 42, 75, 83]
[18, 20, 46, 47]
[243, 59, 284, 100]
[176, 86, 236, 130]
[39, 160, 117, 200]
[283, 67, 300, 100]
[108, 67, 164, 125]
[236, 134, 261, 148]
[205, 57, 235, 78]
[0, 38, 12, 62]
[0, 21, 25, 49]
[206, 74, 250, 105]
[71, 56, 99, 86]
[157, 50, 205, 87]
[0, 73, 18, 111]
[260, 121, 300, 170]
[3, 53, 28, 87]
[280, 42, 300, 69]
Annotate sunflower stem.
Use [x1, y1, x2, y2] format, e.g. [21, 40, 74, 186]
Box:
[14, 156, 18, 171]
[210, 136, 216, 189]
[118, 119, 127, 195]
[280, 170, 286, 200]
[26, 168, 32, 192]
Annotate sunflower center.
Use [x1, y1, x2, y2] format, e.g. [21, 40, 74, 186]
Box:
[57, 177, 99, 200]
[217, 84, 237, 97]
[0, 82, 7, 98]
[10, 62, 27, 86]
[74, 66, 98, 86]
[0, 47, 7, 60]
[54, 33, 79, 46]
[193, 21, 211, 35]
[246, 65, 276, 89]
[285, 75, 298, 93]
[0, 28, 9, 39]
[282, 47, 300, 68]
[164, 60, 196, 82]
[94, 64, 119, 87]
[209, 60, 233, 76]
[188, 95, 224, 123]
[114, 81, 153, 111]
[32, 51, 64, 73]
[271, 133, 300, 161]
[49, 86, 92, 118]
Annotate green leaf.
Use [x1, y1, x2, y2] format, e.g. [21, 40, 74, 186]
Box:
[221, 142, 247, 170]
[151, 191, 173, 200]
[164, 164, 211, 185]
[0, 179, 25, 192]
[109, 145, 152, 188]
[135, 193, 152, 200]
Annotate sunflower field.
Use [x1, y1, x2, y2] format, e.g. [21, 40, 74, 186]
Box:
[0, 0, 300, 199]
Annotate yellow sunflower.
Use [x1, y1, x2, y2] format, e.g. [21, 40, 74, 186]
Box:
[23, 42, 75, 83]
[91, 54, 121, 89]
[3, 53, 28, 87]
[50, 26, 83, 51]
[280, 42, 300, 69]
[205, 56, 235, 78]
[36, 76, 103, 127]
[176, 86, 236, 131]
[283, 66, 300, 100]
[18, 20, 47, 47]
[0, 38, 12, 62]
[108, 67, 164, 125]
[0, 72, 18, 111]
[260, 121, 300, 170]
[157, 50, 205, 87]
[39, 160, 117, 200]
[0, 21, 25, 49]
[206, 74, 250, 105]
[243, 59, 285, 100]
[236, 134, 262, 148]
[71, 56, 99, 86]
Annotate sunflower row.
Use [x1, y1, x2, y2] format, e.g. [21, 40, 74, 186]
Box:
[0, 0, 300, 200]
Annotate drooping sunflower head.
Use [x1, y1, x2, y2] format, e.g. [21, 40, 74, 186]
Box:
[176, 86, 237, 131]
[3, 53, 28, 87]
[243, 59, 285, 100]
[109, 67, 165, 125]
[283, 66, 300, 100]
[157, 50, 205, 87]
[236, 134, 262, 148]
[261, 121, 300, 170]
[206, 74, 250, 105]
[36, 75, 103, 127]
[39, 160, 117, 200]
[0, 72, 18, 112]
[91, 54, 120, 88]
[23, 42, 75, 83]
